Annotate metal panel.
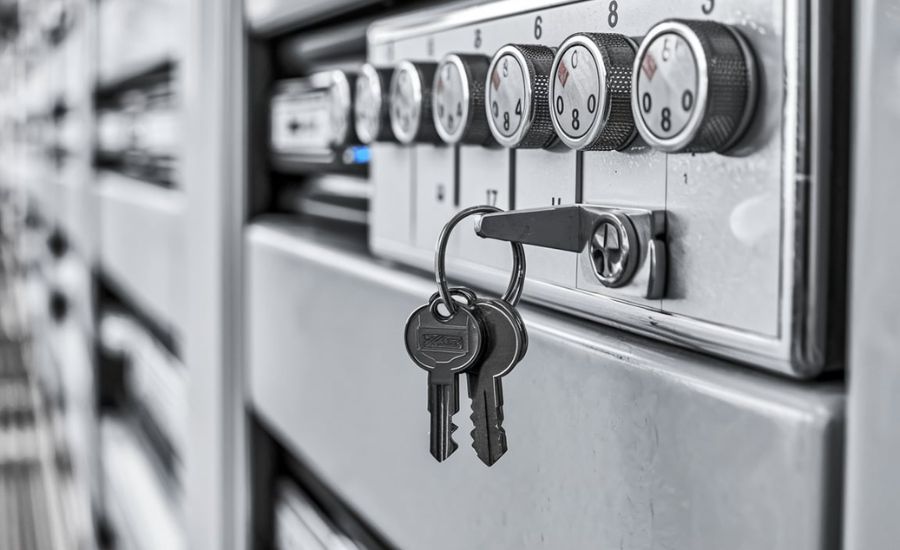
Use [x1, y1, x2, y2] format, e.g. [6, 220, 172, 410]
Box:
[844, 0, 900, 546]
[245, 0, 388, 36]
[366, 0, 836, 377]
[181, 0, 248, 548]
[247, 218, 844, 550]
[96, 172, 187, 336]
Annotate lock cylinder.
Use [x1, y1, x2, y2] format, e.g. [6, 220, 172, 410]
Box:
[484, 44, 559, 149]
[549, 33, 638, 151]
[389, 60, 442, 145]
[632, 19, 758, 153]
[355, 63, 395, 144]
[432, 53, 494, 146]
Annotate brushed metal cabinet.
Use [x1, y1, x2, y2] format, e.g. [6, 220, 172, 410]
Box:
[246, 218, 843, 550]
[367, 0, 837, 377]
[844, 0, 900, 546]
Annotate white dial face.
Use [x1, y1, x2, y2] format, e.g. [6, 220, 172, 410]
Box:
[390, 64, 422, 143]
[551, 44, 602, 140]
[433, 59, 467, 142]
[635, 32, 699, 140]
[487, 53, 527, 140]
[354, 67, 382, 144]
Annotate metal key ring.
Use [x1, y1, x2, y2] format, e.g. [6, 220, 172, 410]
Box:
[434, 205, 526, 317]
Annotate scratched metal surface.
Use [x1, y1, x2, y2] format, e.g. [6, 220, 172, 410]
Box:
[247, 218, 844, 550]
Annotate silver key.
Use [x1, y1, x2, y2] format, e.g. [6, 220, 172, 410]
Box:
[405, 295, 484, 461]
[467, 297, 527, 466]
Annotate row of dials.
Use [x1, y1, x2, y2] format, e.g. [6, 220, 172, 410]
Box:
[354, 19, 758, 154]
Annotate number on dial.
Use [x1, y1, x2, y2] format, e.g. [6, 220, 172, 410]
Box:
[487, 54, 526, 138]
[551, 44, 600, 139]
[635, 33, 698, 139]
[434, 62, 466, 139]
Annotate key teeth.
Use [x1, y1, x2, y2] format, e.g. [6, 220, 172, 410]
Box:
[469, 410, 508, 466]
[431, 434, 458, 462]
[429, 421, 459, 462]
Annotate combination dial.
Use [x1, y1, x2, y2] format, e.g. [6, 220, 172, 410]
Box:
[354, 63, 394, 144]
[549, 33, 637, 151]
[432, 54, 493, 146]
[632, 20, 757, 153]
[389, 60, 441, 145]
[485, 44, 558, 149]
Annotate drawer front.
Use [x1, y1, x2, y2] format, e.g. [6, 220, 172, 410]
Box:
[246, 219, 842, 550]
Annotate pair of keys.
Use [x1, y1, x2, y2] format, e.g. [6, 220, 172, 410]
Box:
[404, 206, 528, 466]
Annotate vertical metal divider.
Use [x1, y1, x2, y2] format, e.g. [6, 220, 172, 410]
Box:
[453, 145, 461, 207]
[575, 150, 583, 204]
[181, 0, 248, 548]
[508, 148, 516, 210]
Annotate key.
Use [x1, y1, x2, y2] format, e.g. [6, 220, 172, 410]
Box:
[467, 298, 528, 466]
[404, 295, 484, 461]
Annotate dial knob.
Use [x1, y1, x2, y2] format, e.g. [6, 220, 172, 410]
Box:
[485, 44, 559, 149]
[389, 60, 441, 145]
[432, 54, 494, 146]
[549, 33, 637, 151]
[632, 20, 757, 153]
[354, 63, 394, 144]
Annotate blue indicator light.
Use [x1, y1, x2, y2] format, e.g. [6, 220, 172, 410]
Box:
[344, 145, 371, 165]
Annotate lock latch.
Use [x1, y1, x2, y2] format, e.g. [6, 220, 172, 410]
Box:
[475, 205, 666, 299]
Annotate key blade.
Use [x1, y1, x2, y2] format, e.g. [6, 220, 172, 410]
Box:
[469, 377, 507, 466]
[466, 299, 524, 466]
[428, 377, 459, 462]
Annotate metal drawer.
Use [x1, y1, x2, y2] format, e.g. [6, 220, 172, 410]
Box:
[246, 217, 843, 550]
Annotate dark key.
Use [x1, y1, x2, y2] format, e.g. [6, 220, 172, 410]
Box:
[467, 298, 527, 466]
[405, 296, 484, 461]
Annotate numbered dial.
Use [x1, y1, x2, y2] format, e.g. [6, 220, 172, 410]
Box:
[485, 44, 558, 149]
[389, 61, 440, 145]
[549, 33, 637, 151]
[632, 20, 757, 153]
[354, 64, 394, 144]
[432, 54, 493, 145]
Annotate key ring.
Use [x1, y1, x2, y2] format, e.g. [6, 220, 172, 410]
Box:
[433, 205, 526, 318]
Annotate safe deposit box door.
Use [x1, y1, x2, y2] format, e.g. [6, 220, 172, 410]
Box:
[246, 218, 843, 550]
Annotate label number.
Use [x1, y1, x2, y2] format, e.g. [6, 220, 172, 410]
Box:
[555, 95, 564, 115]
[587, 94, 597, 114]
[474, 28, 482, 49]
[642, 93, 652, 113]
[503, 112, 510, 131]
[608, 1, 618, 27]
[572, 109, 580, 130]
[534, 16, 543, 39]
[661, 107, 671, 132]
[701, 0, 715, 14]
